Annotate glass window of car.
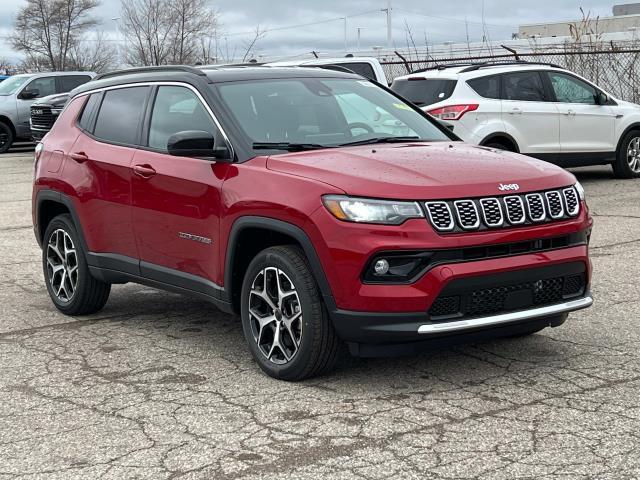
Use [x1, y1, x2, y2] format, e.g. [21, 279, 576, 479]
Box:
[78, 93, 102, 131]
[148, 86, 219, 151]
[93, 87, 149, 145]
[391, 78, 457, 106]
[216, 77, 450, 150]
[548, 72, 598, 104]
[0, 75, 32, 95]
[23, 77, 56, 98]
[335, 62, 376, 81]
[59, 75, 92, 93]
[467, 75, 500, 99]
[501, 71, 547, 102]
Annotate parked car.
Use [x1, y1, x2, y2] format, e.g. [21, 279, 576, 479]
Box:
[0, 71, 95, 153]
[266, 56, 388, 84]
[33, 65, 593, 380]
[391, 61, 640, 178]
[0, 75, 9, 83]
[30, 93, 71, 141]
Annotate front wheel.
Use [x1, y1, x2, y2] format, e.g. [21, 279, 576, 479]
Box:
[613, 131, 640, 179]
[240, 246, 340, 381]
[0, 122, 14, 154]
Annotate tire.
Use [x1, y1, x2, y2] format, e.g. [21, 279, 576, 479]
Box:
[484, 141, 515, 152]
[240, 245, 340, 381]
[613, 130, 640, 179]
[0, 121, 14, 154]
[42, 214, 111, 315]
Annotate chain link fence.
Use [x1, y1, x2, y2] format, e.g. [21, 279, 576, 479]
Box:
[381, 46, 640, 103]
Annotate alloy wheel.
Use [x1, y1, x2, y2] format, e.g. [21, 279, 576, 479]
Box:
[46, 229, 78, 302]
[248, 267, 303, 365]
[627, 137, 640, 173]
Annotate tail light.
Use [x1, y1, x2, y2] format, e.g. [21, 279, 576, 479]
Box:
[427, 104, 478, 121]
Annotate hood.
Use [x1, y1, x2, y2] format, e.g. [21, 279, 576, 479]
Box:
[32, 93, 69, 107]
[266, 142, 576, 200]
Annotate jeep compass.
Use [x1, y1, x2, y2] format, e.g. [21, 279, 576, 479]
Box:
[32, 66, 593, 380]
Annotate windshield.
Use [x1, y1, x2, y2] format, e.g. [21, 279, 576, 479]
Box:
[215, 77, 450, 151]
[0, 76, 32, 96]
[391, 78, 457, 107]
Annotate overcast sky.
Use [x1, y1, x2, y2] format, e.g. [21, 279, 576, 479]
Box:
[0, 0, 615, 63]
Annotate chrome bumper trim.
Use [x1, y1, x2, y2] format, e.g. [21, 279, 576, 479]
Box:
[418, 295, 593, 334]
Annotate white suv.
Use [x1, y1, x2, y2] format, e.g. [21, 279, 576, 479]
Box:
[391, 62, 640, 178]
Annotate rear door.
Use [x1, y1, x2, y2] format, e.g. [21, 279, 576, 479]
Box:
[57, 75, 93, 93]
[544, 71, 616, 153]
[500, 71, 561, 155]
[131, 84, 228, 288]
[69, 86, 150, 265]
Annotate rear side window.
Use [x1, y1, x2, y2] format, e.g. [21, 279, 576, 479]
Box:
[93, 87, 149, 145]
[59, 75, 92, 92]
[502, 72, 547, 102]
[391, 79, 457, 106]
[78, 93, 101, 131]
[467, 75, 500, 99]
[336, 62, 376, 81]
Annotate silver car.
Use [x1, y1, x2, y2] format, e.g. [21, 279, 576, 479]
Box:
[0, 71, 95, 153]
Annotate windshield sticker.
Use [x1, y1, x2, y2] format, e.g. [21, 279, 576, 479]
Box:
[358, 81, 376, 87]
[393, 103, 413, 111]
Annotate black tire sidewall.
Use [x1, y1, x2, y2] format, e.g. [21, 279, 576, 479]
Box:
[240, 247, 323, 380]
[615, 132, 640, 179]
[0, 122, 13, 154]
[42, 214, 92, 314]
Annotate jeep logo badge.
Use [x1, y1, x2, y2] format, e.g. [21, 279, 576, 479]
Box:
[498, 183, 520, 191]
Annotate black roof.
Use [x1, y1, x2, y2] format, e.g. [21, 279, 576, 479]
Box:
[71, 65, 359, 98]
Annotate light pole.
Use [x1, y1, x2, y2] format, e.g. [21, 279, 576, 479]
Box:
[381, 0, 392, 49]
[112, 17, 121, 67]
[343, 17, 348, 53]
[356, 27, 366, 51]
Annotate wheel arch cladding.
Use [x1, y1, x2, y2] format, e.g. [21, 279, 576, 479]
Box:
[616, 124, 640, 152]
[36, 190, 88, 252]
[225, 216, 335, 314]
[481, 132, 520, 152]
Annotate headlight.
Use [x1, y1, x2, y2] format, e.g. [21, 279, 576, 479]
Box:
[574, 181, 585, 201]
[323, 195, 424, 225]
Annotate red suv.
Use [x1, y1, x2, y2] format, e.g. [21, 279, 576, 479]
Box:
[32, 66, 593, 380]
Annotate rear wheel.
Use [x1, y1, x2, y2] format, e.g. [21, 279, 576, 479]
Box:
[42, 214, 111, 315]
[613, 131, 640, 178]
[483, 139, 517, 152]
[0, 122, 13, 154]
[240, 246, 340, 381]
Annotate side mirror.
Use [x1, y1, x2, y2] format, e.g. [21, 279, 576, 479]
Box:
[20, 89, 39, 100]
[167, 130, 232, 161]
[596, 91, 609, 105]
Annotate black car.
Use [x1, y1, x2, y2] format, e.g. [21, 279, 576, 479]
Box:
[30, 93, 70, 141]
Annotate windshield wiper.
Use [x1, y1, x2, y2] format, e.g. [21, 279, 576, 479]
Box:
[253, 142, 333, 152]
[338, 136, 424, 147]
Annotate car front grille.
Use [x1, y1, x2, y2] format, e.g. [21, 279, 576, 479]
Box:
[428, 270, 586, 320]
[425, 187, 581, 233]
[30, 106, 57, 130]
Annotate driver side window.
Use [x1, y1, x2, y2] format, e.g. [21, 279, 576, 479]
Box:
[148, 86, 219, 151]
[23, 77, 56, 98]
[548, 72, 597, 104]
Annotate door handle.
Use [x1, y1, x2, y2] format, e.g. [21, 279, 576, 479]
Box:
[69, 151, 89, 163]
[509, 108, 522, 115]
[133, 164, 156, 178]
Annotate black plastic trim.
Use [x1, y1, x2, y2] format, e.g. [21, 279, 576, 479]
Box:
[225, 216, 336, 311]
[34, 190, 89, 251]
[528, 151, 615, 167]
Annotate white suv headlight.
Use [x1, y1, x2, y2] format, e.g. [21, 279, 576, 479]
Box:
[574, 181, 585, 201]
[323, 195, 424, 225]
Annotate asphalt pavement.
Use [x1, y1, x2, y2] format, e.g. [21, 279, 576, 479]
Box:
[1, 149, 639, 479]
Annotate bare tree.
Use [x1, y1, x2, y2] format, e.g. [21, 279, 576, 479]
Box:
[10, 0, 100, 71]
[120, 0, 218, 66]
[68, 31, 117, 72]
[241, 25, 266, 62]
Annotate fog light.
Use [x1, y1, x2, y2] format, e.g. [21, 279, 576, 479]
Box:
[373, 259, 390, 276]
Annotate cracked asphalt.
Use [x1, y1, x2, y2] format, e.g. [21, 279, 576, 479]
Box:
[1, 149, 639, 479]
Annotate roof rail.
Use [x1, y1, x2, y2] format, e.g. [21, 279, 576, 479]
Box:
[458, 60, 565, 73]
[306, 64, 358, 75]
[409, 63, 478, 74]
[93, 65, 210, 82]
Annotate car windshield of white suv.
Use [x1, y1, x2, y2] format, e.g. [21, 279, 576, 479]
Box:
[216, 77, 450, 151]
[391, 78, 457, 106]
[0, 76, 32, 96]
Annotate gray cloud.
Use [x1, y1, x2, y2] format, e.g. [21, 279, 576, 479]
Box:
[0, 0, 615, 62]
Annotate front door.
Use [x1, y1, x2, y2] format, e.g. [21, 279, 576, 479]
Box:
[16, 76, 57, 137]
[546, 71, 616, 154]
[131, 85, 229, 289]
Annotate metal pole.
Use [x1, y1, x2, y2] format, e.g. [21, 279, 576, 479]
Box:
[386, 0, 392, 48]
[343, 17, 347, 52]
[111, 17, 121, 67]
[357, 27, 362, 51]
